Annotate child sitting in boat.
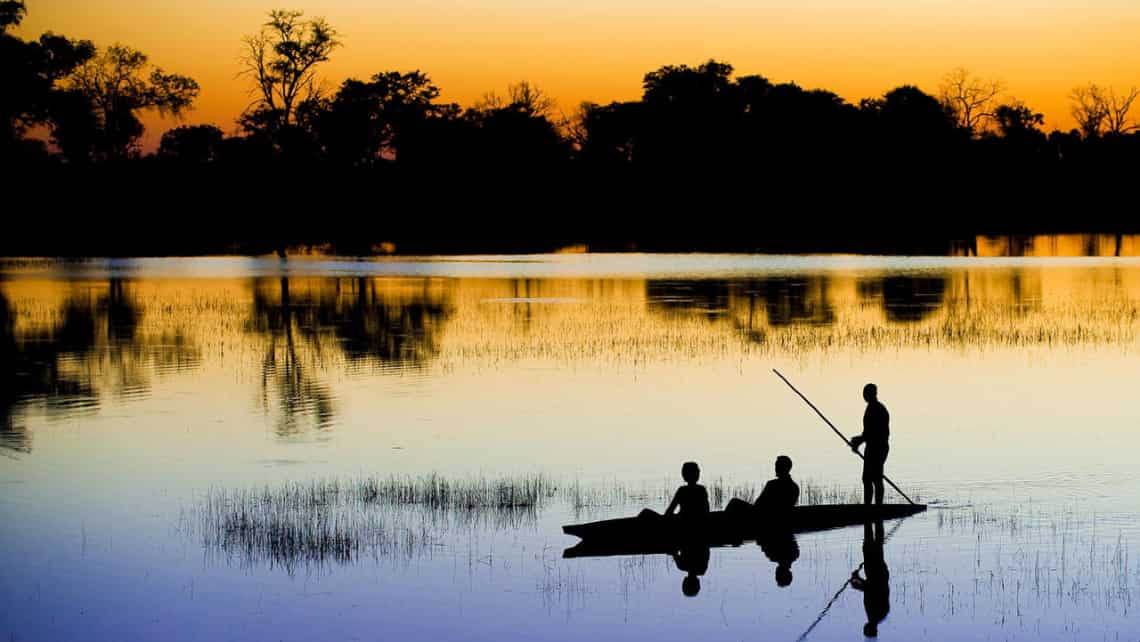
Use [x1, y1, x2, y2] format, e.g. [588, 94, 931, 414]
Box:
[665, 461, 711, 519]
[640, 461, 710, 521]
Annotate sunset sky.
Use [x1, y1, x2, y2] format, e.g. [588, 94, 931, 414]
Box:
[17, 0, 1140, 149]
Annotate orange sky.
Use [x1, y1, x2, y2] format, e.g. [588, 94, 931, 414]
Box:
[17, 0, 1140, 150]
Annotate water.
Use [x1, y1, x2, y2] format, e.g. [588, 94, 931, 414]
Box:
[3, 245, 1140, 641]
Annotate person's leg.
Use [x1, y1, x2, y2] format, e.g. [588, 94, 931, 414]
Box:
[873, 480, 885, 505]
[725, 497, 751, 515]
[863, 480, 873, 505]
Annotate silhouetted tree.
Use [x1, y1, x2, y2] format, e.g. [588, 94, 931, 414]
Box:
[61, 44, 198, 160]
[939, 68, 1004, 136]
[1103, 87, 1140, 136]
[308, 71, 456, 166]
[467, 81, 570, 167]
[240, 9, 338, 145]
[637, 60, 740, 166]
[983, 102, 1050, 163]
[1070, 84, 1110, 139]
[994, 103, 1044, 138]
[860, 85, 963, 165]
[0, 2, 94, 159]
[0, 0, 25, 27]
[574, 100, 641, 165]
[158, 124, 225, 162]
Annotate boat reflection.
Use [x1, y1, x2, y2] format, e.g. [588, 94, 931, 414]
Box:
[564, 531, 801, 594]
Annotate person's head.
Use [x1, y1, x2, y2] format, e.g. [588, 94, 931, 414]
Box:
[775, 566, 793, 587]
[775, 455, 793, 477]
[862, 383, 878, 402]
[681, 461, 700, 484]
[863, 622, 878, 637]
[682, 575, 701, 597]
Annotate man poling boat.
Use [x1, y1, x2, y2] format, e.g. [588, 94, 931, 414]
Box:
[772, 370, 916, 507]
[850, 383, 890, 506]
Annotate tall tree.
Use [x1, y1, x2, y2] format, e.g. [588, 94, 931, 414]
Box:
[993, 102, 1044, 139]
[0, 0, 25, 30]
[467, 81, 570, 167]
[1103, 86, 1139, 136]
[241, 10, 338, 131]
[0, 1, 95, 157]
[1070, 84, 1110, 139]
[62, 44, 198, 160]
[309, 71, 454, 166]
[939, 68, 1004, 136]
[159, 124, 225, 162]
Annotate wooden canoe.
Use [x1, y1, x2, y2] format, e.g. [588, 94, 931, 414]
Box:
[562, 504, 924, 558]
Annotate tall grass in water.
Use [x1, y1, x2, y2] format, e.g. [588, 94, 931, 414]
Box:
[197, 474, 554, 573]
[358, 473, 555, 509]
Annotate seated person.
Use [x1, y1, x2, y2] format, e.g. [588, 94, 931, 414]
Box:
[725, 455, 800, 517]
[642, 461, 710, 521]
[756, 455, 800, 510]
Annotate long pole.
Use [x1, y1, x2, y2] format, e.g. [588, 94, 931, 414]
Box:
[772, 369, 917, 506]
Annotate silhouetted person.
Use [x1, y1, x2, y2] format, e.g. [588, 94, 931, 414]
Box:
[849, 521, 889, 637]
[666, 461, 710, 519]
[850, 383, 889, 505]
[758, 530, 800, 587]
[757, 455, 800, 510]
[673, 545, 710, 597]
[725, 455, 799, 519]
[639, 461, 709, 524]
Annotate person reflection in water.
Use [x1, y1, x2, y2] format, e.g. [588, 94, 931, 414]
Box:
[850, 383, 890, 505]
[758, 531, 799, 587]
[673, 545, 710, 597]
[849, 521, 889, 637]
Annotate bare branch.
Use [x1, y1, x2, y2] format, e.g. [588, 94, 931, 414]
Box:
[938, 67, 1005, 136]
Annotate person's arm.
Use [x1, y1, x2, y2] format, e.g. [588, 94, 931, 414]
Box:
[757, 480, 773, 506]
[851, 410, 868, 451]
[665, 488, 682, 516]
[850, 573, 867, 591]
[791, 481, 800, 507]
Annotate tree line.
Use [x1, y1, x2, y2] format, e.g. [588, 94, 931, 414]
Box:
[5, 3, 1138, 169]
[3, 2, 1139, 254]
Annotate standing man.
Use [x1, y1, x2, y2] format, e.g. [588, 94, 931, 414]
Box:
[850, 383, 889, 505]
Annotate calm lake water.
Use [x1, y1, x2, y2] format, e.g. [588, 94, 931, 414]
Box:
[3, 242, 1140, 641]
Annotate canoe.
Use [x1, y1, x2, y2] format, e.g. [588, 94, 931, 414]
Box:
[562, 504, 924, 558]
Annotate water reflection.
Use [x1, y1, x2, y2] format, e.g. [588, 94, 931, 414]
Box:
[758, 530, 800, 587]
[2, 260, 1139, 450]
[850, 521, 890, 637]
[673, 545, 710, 596]
[857, 275, 947, 323]
[0, 278, 198, 453]
[247, 277, 451, 435]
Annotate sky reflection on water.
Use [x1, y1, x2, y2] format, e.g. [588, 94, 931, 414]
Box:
[2, 249, 1140, 641]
